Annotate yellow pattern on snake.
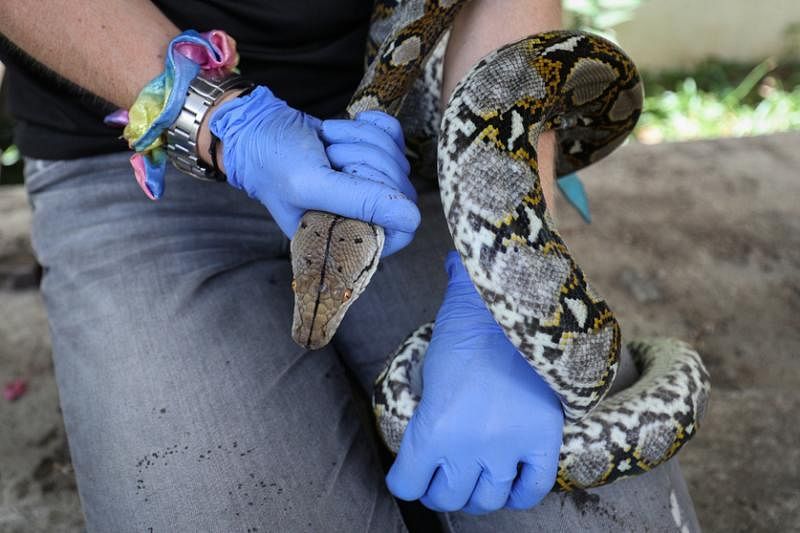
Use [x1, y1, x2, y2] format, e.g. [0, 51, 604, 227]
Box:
[289, 0, 711, 491]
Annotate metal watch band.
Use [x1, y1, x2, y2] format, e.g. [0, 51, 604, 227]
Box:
[165, 73, 253, 181]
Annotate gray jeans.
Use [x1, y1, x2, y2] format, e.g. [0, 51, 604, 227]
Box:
[24, 152, 700, 532]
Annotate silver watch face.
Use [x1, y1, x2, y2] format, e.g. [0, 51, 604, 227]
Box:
[165, 74, 249, 181]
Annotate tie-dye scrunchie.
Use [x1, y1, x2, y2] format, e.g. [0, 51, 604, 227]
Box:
[105, 30, 239, 199]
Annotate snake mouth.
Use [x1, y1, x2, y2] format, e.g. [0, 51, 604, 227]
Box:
[291, 312, 336, 351]
[291, 297, 341, 351]
[300, 312, 327, 350]
[303, 305, 328, 350]
[302, 336, 328, 351]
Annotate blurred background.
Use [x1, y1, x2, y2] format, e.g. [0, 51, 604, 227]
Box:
[567, 0, 800, 143]
[1, 2, 799, 532]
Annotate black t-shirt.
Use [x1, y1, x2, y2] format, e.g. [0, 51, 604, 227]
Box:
[0, 0, 373, 159]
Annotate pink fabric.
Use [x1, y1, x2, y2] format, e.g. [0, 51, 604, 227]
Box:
[3, 378, 28, 402]
[174, 30, 238, 72]
[106, 29, 239, 198]
[130, 153, 158, 200]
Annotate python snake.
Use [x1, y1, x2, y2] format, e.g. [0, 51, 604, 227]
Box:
[289, 0, 711, 491]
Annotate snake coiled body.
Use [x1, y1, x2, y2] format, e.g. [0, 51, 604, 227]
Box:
[290, 0, 711, 491]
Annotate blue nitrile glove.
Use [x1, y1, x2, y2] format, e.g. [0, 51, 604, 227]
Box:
[210, 87, 419, 256]
[320, 110, 417, 255]
[386, 251, 564, 514]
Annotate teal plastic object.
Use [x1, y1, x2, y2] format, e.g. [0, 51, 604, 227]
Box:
[557, 173, 591, 223]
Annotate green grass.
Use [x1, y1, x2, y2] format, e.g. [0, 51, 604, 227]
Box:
[636, 58, 800, 143]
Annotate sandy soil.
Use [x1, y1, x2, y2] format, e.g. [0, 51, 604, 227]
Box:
[0, 132, 798, 532]
[559, 132, 800, 533]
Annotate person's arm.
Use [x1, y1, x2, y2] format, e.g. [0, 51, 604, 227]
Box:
[0, 0, 178, 108]
[0, 1, 230, 168]
[442, 0, 562, 207]
[1, 1, 420, 254]
[0, 0, 240, 172]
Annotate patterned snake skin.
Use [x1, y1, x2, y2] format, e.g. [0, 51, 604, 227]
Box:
[290, 0, 711, 490]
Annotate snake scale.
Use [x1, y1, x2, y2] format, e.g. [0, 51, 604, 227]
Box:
[289, 0, 711, 491]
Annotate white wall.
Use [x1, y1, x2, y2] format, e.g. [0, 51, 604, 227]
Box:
[612, 0, 800, 70]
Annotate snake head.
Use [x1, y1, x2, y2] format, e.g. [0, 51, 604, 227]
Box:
[290, 211, 385, 350]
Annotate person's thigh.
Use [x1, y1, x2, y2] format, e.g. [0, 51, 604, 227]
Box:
[25, 154, 405, 532]
[335, 186, 701, 532]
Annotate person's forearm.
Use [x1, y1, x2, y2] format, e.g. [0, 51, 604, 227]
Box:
[443, 0, 562, 207]
[0, 0, 178, 108]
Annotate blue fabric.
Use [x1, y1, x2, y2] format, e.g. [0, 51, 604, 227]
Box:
[557, 173, 592, 223]
[131, 53, 200, 152]
[126, 30, 230, 199]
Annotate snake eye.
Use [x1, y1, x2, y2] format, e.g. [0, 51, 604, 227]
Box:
[343, 288, 353, 301]
[291, 279, 297, 292]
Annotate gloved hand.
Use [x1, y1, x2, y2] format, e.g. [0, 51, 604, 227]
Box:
[320, 110, 417, 255]
[386, 251, 564, 514]
[209, 86, 419, 256]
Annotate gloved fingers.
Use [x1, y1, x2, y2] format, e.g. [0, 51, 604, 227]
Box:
[354, 110, 406, 151]
[320, 119, 410, 174]
[322, 161, 418, 255]
[385, 436, 438, 501]
[298, 169, 420, 234]
[382, 228, 416, 258]
[420, 463, 481, 512]
[326, 143, 410, 193]
[461, 468, 516, 515]
[340, 163, 418, 204]
[505, 460, 557, 510]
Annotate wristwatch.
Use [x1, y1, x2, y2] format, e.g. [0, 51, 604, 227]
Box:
[166, 72, 253, 181]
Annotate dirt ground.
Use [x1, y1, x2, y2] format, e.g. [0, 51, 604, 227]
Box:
[0, 132, 798, 532]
